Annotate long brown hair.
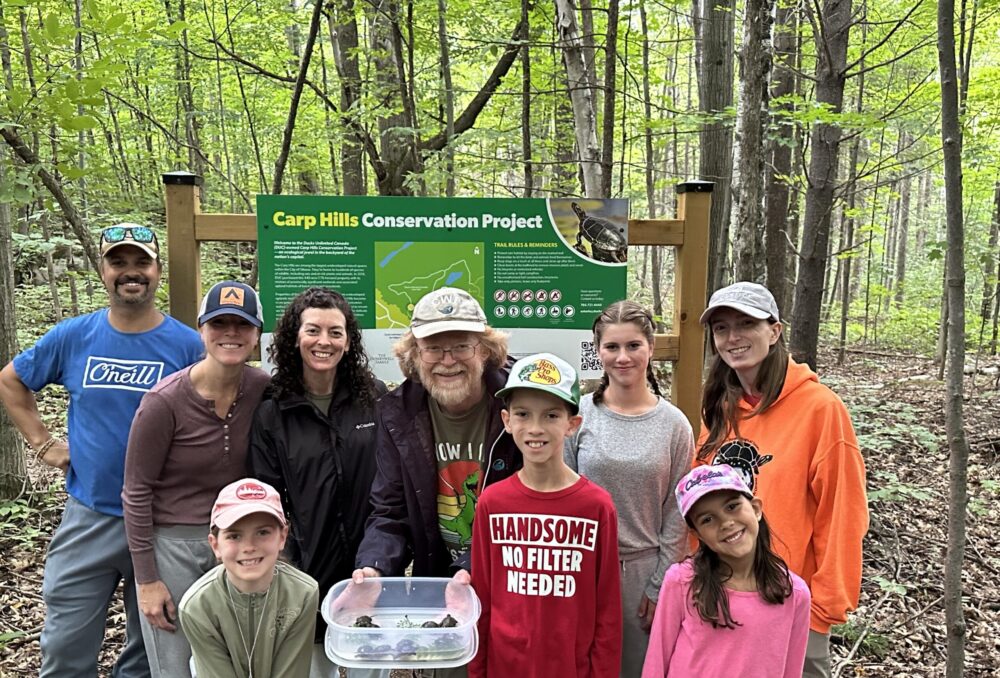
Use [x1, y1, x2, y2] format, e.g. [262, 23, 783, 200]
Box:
[687, 510, 793, 628]
[591, 300, 662, 405]
[698, 320, 788, 461]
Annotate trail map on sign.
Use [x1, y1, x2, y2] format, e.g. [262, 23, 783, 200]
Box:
[374, 241, 486, 329]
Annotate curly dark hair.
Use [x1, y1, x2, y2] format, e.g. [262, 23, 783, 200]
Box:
[267, 287, 378, 408]
[591, 299, 662, 405]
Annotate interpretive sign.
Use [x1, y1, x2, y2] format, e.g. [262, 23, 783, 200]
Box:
[257, 195, 628, 380]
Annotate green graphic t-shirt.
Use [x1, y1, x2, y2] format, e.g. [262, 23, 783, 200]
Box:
[429, 395, 489, 562]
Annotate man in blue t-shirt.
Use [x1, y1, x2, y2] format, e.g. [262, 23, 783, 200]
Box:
[0, 224, 203, 678]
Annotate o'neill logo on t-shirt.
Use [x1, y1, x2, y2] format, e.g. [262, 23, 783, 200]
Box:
[83, 356, 164, 393]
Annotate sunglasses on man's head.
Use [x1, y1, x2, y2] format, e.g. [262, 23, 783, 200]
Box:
[101, 226, 156, 244]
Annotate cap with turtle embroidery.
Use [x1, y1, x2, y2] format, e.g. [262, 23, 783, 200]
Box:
[410, 287, 487, 339]
[496, 352, 580, 412]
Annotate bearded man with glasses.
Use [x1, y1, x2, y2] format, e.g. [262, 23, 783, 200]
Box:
[0, 224, 203, 677]
[353, 287, 521, 677]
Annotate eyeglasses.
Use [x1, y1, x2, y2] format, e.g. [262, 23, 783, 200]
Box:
[418, 341, 480, 364]
[101, 226, 156, 244]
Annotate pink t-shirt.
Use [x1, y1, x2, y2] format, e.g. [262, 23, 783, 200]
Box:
[641, 560, 810, 678]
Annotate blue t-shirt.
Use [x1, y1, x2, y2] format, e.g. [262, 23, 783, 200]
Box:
[13, 309, 203, 516]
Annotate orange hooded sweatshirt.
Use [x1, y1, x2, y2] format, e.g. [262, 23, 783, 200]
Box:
[696, 359, 868, 633]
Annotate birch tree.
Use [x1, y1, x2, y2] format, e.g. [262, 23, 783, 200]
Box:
[554, 0, 603, 197]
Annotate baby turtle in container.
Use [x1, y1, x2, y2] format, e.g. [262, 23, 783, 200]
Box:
[352, 615, 379, 628]
[419, 613, 459, 628]
[570, 202, 627, 263]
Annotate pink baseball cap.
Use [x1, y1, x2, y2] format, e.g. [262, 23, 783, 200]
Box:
[211, 479, 287, 530]
[676, 464, 753, 520]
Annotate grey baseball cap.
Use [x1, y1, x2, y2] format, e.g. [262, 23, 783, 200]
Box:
[496, 353, 581, 412]
[410, 287, 487, 339]
[699, 282, 780, 324]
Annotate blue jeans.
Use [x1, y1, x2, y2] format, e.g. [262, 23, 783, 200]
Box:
[40, 496, 150, 677]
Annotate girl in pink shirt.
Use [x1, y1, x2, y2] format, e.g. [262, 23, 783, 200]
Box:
[641, 465, 810, 678]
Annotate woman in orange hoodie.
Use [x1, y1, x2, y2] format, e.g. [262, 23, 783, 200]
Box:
[696, 282, 868, 678]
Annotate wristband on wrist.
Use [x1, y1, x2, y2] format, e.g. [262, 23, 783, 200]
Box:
[34, 437, 58, 462]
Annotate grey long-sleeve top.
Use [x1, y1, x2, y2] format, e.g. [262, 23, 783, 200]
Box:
[564, 394, 695, 601]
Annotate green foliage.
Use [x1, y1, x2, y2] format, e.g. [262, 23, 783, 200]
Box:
[851, 399, 939, 456]
[868, 471, 933, 503]
[0, 482, 62, 550]
[832, 619, 891, 659]
[0, 499, 44, 548]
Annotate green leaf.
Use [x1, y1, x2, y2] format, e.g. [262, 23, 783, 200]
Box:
[162, 20, 190, 38]
[62, 115, 99, 131]
[105, 13, 128, 32]
[44, 14, 61, 41]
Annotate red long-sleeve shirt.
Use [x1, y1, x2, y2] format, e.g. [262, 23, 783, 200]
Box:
[469, 473, 622, 678]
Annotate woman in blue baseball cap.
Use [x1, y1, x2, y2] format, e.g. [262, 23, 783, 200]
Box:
[122, 280, 271, 676]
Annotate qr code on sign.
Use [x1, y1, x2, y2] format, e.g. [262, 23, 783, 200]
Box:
[579, 341, 602, 372]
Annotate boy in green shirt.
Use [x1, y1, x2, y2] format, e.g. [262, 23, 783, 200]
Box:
[179, 478, 318, 678]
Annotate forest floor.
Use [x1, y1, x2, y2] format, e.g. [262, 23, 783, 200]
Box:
[0, 349, 998, 677]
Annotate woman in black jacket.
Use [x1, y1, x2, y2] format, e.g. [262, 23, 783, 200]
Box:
[248, 287, 385, 677]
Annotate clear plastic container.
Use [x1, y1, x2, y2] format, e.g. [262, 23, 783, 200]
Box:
[323, 576, 481, 669]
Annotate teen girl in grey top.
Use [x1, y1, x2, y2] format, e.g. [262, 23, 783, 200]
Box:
[564, 301, 694, 677]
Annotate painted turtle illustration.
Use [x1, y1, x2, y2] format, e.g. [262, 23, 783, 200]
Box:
[571, 202, 627, 263]
[713, 439, 773, 493]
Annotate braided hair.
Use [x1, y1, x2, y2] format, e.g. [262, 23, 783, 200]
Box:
[591, 300, 662, 405]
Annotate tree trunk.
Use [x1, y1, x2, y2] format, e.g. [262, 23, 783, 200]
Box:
[838, 134, 862, 365]
[641, 0, 655, 218]
[328, 0, 365, 195]
[437, 0, 456, 196]
[790, 0, 853, 369]
[0, 156, 26, 500]
[697, 0, 736, 294]
[732, 0, 772, 283]
[983, 182, 1000, 327]
[554, 0, 603, 197]
[224, 0, 267, 191]
[764, 0, 799, 313]
[164, 0, 204, 177]
[521, 0, 533, 197]
[599, 0, 619, 198]
[272, 0, 325, 195]
[40, 210, 61, 321]
[938, 0, 969, 674]
[894, 144, 912, 308]
[578, 0, 600, 120]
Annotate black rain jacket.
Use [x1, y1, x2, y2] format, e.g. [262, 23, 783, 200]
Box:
[247, 378, 386, 641]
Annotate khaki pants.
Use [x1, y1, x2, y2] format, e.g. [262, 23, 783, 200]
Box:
[803, 630, 831, 678]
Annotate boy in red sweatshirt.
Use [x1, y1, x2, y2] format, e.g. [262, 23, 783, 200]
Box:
[469, 353, 621, 678]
